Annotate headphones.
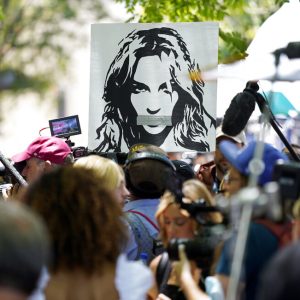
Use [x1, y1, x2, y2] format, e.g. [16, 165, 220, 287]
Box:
[125, 151, 176, 170]
[124, 151, 176, 198]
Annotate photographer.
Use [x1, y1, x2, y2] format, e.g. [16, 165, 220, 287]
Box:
[197, 126, 246, 195]
[148, 179, 223, 300]
[3, 136, 73, 200]
[215, 140, 290, 300]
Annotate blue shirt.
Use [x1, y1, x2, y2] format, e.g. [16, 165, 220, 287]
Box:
[216, 222, 278, 300]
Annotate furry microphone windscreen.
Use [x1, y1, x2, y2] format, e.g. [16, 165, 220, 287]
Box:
[222, 89, 256, 136]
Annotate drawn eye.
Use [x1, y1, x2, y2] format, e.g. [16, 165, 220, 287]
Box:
[159, 82, 171, 95]
[131, 81, 150, 94]
[133, 87, 147, 94]
[161, 87, 171, 95]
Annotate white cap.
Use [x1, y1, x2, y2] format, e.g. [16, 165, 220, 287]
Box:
[216, 125, 247, 145]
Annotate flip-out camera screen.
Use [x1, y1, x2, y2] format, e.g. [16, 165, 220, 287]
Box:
[49, 115, 81, 138]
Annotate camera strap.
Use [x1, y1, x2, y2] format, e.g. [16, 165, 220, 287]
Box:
[156, 252, 172, 293]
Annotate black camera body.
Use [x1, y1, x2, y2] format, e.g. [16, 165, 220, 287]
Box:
[273, 161, 300, 201]
[167, 225, 224, 269]
[273, 161, 300, 220]
[72, 147, 128, 165]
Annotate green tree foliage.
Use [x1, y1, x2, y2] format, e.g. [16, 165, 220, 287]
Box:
[0, 0, 106, 94]
[0, 4, 3, 21]
[116, 0, 288, 63]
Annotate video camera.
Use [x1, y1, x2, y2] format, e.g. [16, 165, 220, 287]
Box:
[273, 160, 300, 220]
[49, 115, 81, 148]
[49, 115, 128, 165]
[167, 223, 224, 270]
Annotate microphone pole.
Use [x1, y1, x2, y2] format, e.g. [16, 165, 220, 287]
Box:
[254, 91, 300, 162]
[0, 151, 27, 187]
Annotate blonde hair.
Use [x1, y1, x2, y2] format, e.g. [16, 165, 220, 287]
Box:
[74, 155, 124, 191]
[156, 179, 222, 246]
[183, 179, 223, 224]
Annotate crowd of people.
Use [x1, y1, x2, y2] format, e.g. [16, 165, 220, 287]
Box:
[0, 121, 300, 300]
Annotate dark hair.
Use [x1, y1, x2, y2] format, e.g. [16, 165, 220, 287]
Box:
[172, 159, 195, 182]
[94, 27, 215, 152]
[0, 201, 49, 295]
[23, 166, 127, 274]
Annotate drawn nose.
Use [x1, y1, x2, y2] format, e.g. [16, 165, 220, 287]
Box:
[146, 108, 161, 115]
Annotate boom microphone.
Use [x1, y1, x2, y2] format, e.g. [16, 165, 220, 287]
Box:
[222, 81, 257, 136]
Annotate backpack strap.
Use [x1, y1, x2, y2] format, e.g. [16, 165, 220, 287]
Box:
[126, 211, 157, 263]
[128, 209, 159, 231]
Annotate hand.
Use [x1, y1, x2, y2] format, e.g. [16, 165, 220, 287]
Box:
[174, 244, 193, 284]
[1, 183, 13, 200]
[174, 245, 201, 288]
[156, 294, 171, 300]
[1, 183, 26, 201]
[174, 245, 210, 300]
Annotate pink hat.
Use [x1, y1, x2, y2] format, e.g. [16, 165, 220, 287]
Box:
[12, 136, 72, 164]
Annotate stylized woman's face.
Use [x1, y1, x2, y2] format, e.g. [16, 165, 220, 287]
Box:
[130, 55, 179, 135]
[163, 203, 195, 242]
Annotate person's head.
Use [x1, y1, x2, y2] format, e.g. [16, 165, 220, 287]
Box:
[156, 179, 220, 247]
[222, 166, 248, 197]
[12, 136, 73, 183]
[95, 27, 215, 152]
[214, 126, 246, 181]
[74, 155, 129, 207]
[124, 144, 176, 199]
[219, 140, 289, 195]
[172, 160, 195, 183]
[23, 166, 127, 275]
[0, 201, 49, 297]
[182, 179, 223, 224]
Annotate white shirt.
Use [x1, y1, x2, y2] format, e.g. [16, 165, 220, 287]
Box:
[115, 254, 153, 300]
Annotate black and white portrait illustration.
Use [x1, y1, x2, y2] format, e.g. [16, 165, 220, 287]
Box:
[88, 23, 218, 152]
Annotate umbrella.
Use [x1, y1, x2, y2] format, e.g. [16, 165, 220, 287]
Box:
[247, 0, 300, 55]
[203, 1, 300, 82]
[264, 91, 298, 116]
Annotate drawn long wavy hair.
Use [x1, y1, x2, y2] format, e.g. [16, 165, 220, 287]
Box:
[95, 27, 216, 152]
